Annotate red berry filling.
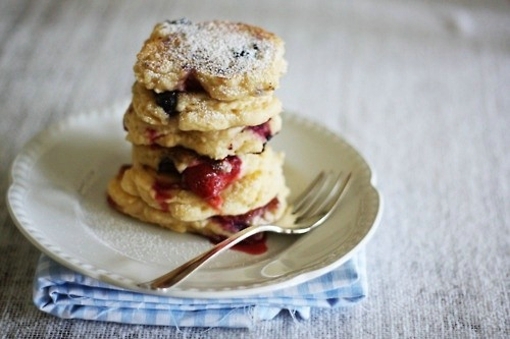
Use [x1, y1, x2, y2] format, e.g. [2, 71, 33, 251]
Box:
[151, 152, 242, 209]
[247, 120, 273, 141]
[211, 197, 280, 241]
[146, 128, 160, 144]
[182, 156, 242, 208]
[152, 180, 178, 211]
[231, 235, 268, 255]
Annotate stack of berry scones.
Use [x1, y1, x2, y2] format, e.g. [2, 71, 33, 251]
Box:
[107, 19, 289, 242]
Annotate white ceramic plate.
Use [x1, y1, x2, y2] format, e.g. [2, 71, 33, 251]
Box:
[7, 103, 382, 298]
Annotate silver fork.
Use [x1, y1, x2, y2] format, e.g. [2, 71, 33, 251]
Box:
[138, 171, 352, 291]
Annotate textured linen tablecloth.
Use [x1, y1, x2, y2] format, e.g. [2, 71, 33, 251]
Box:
[1, 0, 509, 338]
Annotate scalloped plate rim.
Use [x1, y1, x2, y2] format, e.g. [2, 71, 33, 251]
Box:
[6, 103, 382, 298]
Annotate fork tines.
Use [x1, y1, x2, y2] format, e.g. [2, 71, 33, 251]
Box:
[292, 171, 352, 219]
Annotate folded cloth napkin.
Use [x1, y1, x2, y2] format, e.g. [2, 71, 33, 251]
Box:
[33, 251, 366, 328]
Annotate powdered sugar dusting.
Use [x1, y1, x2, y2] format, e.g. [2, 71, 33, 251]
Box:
[154, 19, 277, 77]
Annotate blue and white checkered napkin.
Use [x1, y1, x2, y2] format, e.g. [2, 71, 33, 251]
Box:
[33, 252, 366, 328]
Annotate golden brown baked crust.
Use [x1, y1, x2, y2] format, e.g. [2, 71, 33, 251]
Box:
[123, 105, 282, 159]
[108, 175, 287, 238]
[131, 81, 282, 131]
[107, 147, 289, 235]
[133, 20, 287, 100]
[107, 19, 289, 240]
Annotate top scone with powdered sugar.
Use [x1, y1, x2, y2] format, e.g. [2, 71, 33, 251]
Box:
[133, 19, 287, 101]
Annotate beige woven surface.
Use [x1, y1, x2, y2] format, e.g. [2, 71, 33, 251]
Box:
[1, 0, 509, 337]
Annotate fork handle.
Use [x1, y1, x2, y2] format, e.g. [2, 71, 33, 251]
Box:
[139, 224, 280, 290]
